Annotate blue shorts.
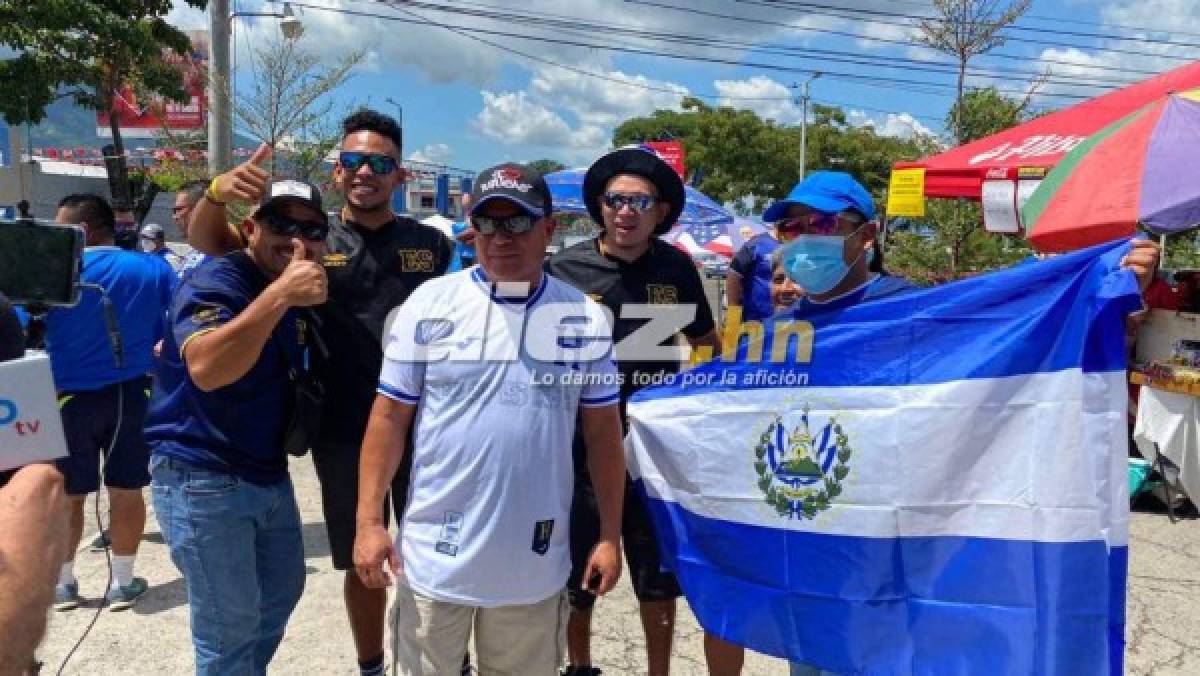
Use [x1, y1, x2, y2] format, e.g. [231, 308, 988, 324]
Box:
[56, 377, 152, 495]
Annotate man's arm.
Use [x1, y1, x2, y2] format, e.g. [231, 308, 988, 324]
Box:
[579, 403, 625, 596]
[0, 465, 68, 674]
[184, 239, 326, 391]
[354, 395, 417, 589]
[188, 144, 272, 256]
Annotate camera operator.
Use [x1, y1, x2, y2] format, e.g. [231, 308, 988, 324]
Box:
[41, 194, 177, 612]
[0, 292, 70, 674]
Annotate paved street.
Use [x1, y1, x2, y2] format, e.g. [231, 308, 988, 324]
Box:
[32, 455, 1200, 675]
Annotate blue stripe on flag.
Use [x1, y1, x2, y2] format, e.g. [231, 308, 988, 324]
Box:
[637, 483, 1115, 675]
[632, 238, 1142, 403]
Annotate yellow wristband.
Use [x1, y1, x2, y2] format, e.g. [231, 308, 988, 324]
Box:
[205, 178, 227, 206]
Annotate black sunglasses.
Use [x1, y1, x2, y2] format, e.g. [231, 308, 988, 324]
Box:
[601, 193, 657, 213]
[262, 211, 329, 242]
[471, 214, 536, 235]
[338, 151, 399, 175]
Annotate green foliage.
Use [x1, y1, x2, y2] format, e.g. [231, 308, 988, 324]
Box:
[1164, 230, 1200, 270]
[0, 1, 208, 125]
[949, 87, 1034, 144]
[613, 98, 928, 215]
[887, 200, 1034, 282]
[527, 158, 567, 175]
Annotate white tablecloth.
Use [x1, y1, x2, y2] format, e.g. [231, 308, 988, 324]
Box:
[1134, 386, 1200, 502]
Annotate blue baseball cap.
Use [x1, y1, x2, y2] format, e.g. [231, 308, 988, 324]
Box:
[762, 171, 876, 223]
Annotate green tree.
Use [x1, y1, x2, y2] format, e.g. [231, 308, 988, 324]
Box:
[949, 87, 1036, 144]
[0, 1, 208, 210]
[887, 200, 1033, 283]
[613, 98, 927, 214]
[916, 0, 1032, 143]
[527, 158, 567, 175]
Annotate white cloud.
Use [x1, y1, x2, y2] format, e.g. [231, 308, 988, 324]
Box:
[529, 66, 689, 129]
[713, 76, 802, 125]
[474, 91, 606, 151]
[847, 109, 934, 139]
[408, 143, 452, 164]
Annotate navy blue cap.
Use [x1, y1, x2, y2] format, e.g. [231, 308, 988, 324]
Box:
[762, 171, 876, 223]
[470, 163, 553, 220]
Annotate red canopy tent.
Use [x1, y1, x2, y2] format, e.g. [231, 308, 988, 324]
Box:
[894, 60, 1200, 200]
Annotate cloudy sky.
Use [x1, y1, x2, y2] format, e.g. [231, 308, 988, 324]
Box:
[164, 0, 1200, 171]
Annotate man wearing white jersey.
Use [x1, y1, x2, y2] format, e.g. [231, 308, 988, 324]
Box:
[354, 163, 626, 675]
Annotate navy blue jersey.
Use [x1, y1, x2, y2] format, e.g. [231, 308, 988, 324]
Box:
[729, 234, 781, 322]
[43, 247, 176, 391]
[144, 251, 305, 484]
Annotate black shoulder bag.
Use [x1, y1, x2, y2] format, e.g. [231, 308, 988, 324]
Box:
[275, 310, 328, 457]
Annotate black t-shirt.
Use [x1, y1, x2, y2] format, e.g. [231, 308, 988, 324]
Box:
[546, 238, 716, 407]
[315, 216, 454, 446]
[0, 292, 23, 362]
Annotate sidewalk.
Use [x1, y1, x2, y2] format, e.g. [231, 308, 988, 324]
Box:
[35, 457, 785, 674]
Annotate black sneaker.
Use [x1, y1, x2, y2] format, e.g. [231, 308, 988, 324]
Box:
[561, 667, 602, 676]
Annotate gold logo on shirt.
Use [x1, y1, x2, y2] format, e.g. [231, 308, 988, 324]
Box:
[399, 248, 435, 272]
[191, 304, 221, 325]
[646, 284, 679, 304]
[322, 253, 350, 268]
[296, 318, 307, 346]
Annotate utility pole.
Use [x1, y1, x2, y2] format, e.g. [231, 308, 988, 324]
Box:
[794, 72, 821, 179]
[208, 0, 232, 176]
[208, 2, 301, 176]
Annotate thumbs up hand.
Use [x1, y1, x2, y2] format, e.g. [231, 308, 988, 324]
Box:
[271, 237, 328, 307]
[210, 143, 273, 204]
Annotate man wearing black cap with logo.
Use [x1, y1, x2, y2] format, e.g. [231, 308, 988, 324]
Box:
[354, 163, 627, 675]
[144, 179, 329, 674]
[547, 146, 721, 676]
[188, 110, 453, 675]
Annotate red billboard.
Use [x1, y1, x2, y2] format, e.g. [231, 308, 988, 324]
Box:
[97, 30, 210, 139]
[644, 140, 686, 179]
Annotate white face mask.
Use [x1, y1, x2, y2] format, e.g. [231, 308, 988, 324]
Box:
[140, 239, 158, 253]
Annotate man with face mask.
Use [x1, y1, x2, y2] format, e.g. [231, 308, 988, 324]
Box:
[729, 170, 1161, 676]
[140, 223, 183, 274]
[766, 172, 909, 312]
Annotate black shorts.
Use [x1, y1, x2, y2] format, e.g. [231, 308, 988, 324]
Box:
[56, 377, 152, 496]
[312, 438, 412, 571]
[568, 476, 681, 610]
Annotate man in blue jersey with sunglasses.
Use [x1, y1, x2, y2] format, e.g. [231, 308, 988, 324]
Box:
[188, 109, 454, 676]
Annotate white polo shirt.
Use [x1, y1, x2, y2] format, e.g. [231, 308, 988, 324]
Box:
[379, 267, 620, 606]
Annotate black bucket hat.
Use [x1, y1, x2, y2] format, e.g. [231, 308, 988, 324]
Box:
[583, 146, 685, 235]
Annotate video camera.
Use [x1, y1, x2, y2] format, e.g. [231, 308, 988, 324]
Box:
[0, 220, 80, 472]
[0, 219, 85, 307]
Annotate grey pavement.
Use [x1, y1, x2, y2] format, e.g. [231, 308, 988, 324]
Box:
[34, 456, 1199, 675]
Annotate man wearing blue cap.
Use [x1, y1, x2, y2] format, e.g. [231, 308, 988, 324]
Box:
[715, 171, 1163, 676]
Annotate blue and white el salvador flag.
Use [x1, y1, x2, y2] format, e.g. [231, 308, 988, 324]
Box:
[626, 239, 1141, 675]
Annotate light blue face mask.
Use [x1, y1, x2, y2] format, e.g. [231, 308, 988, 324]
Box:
[780, 227, 872, 295]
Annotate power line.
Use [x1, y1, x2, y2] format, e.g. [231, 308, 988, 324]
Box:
[357, 0, 1140, 95]
[734, 0, 1198, 61]
[369, 0, 947, 125]
[626, 0, 1169, 79]
[411, 0, 1140, 90]
[300, 1, 1096, 101]
[881, 0, 1200, 39]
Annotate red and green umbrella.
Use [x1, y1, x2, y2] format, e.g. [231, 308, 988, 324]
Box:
[1023, 89, 1200, 252]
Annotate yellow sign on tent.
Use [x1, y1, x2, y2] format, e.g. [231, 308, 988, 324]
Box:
[886, 168, 926, 218]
